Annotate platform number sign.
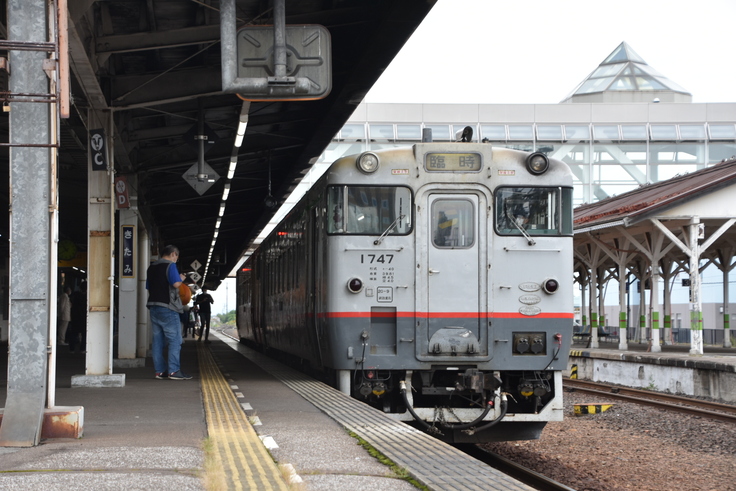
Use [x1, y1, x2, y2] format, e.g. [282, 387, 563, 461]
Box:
[90, 129, 107, 171]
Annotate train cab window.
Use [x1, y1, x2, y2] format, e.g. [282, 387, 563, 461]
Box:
[328, 185, 412, 235]
[495, 187, 573, 236]
[432, 199, 475, 248]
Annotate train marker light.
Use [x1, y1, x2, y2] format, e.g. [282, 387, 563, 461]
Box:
[357, 152, 379, 173]
[525, 152, 549, 175]
[347, 277, 364, 293]
[542, 278, 559, 294]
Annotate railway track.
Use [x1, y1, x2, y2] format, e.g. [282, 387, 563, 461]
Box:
[564, 378, 736, 423]
[458, 444, 575, 491]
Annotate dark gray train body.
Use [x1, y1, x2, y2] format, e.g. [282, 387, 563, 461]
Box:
[237, 142, 574, 443]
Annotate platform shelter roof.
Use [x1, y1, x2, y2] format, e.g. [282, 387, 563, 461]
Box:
[574, 157, 736, 280]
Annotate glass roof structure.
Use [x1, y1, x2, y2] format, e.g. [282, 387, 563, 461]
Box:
[562, 42, 691, 103]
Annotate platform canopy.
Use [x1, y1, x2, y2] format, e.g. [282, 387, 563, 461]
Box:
[573, 157, 736, 353]
[0, 0, 434, 289]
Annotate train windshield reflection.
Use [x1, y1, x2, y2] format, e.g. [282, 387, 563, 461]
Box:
[495, 187, 572, 236]
[328, 185, 412, 235]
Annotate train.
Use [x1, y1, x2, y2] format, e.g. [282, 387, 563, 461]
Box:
[236, 133, 574, 443]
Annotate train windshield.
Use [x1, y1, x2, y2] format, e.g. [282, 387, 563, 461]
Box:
[495, 187, 573, 236]
[327, 186, 412, 235]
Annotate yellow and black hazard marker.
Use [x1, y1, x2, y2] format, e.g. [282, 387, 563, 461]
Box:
[574, 403, 614, 415]
[570, 364, 578, 379]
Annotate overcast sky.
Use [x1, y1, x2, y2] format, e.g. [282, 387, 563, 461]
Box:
[364, 0, 736, 104]
[210, 0, 736, 313]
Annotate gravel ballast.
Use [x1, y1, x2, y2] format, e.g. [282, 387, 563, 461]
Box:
[482, 389, 736, 491]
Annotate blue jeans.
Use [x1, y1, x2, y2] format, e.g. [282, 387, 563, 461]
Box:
[150, 306, 182, 374]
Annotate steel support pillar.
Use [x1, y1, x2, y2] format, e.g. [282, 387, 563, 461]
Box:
[589, 267, 599, 349]
[689, 218, 703, 355]
[618, 263, 628, 351]
[724, 266, 732, 348]
[0, 0, 52, 447]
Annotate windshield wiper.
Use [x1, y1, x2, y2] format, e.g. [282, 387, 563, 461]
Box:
[374, 214, 406, 245]
[506, 210, 535, 246]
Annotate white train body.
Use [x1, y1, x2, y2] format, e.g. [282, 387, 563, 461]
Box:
[237, 142, 574, 442]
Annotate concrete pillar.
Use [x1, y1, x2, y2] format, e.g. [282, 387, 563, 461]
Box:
[137, 225, 151, 358]
[115, 205, 143, 366]
[71, 110, 124, 387]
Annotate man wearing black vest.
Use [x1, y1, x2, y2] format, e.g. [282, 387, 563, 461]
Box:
[146, 244, 192, 380]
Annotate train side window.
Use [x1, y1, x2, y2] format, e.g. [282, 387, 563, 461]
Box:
[495, 187, 572, 236]
[327, 185, 412, 235]
[432, 199, 474, 248]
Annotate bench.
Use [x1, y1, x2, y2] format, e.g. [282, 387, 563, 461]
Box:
[597, 326, 619, 343]
[572, 324, 591, 342]
[573, 325, 618, 346]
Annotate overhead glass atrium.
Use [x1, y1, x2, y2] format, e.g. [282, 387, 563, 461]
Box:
[561, 42, 691, 103]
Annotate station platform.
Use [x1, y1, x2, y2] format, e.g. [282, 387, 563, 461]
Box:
[568, 339, 736, 403]
[0, 330, 533, 490]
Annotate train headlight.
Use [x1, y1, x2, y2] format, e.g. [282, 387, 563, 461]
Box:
[531, 336, 545, 354]
[357, 152, 379, 173]
[542, 278, 559, 294]
[525, 152, 549, 175]
[515, 337, 530, 354]
[347, 277, 364, 293]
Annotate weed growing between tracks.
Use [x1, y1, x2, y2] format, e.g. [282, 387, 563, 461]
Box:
[347, 430, 429, 490]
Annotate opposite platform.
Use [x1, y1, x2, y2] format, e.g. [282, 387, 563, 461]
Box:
[568, 340, 736, 403]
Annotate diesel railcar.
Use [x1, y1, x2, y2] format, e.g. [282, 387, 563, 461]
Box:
[236, 139, 574, 443]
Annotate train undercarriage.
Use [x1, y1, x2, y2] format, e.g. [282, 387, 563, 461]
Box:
[347, 367, 561, 443]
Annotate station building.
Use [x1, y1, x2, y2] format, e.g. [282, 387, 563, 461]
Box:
[315, 42, 736, 350]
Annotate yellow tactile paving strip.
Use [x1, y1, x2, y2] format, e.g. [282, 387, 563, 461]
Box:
[197, 342, 290, 491]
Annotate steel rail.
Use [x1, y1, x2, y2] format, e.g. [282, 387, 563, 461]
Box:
[564, 378, 736, 423]
[458, 444, 576, 491]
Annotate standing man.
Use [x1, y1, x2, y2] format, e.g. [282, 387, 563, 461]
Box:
[196, 288, 215, 343]
[146, 245, 192, 380]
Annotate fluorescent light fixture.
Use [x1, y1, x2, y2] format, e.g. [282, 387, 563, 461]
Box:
[228, 161, 237, 180]
[222, 183, 231, 201]
[216, 218, 222, 228]
[219, 203, 226, 216]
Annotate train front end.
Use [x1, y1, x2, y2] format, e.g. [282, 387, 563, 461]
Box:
[323, 142, 574, 443]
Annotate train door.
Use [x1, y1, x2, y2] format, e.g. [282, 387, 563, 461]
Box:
[419, 192, 489, 359]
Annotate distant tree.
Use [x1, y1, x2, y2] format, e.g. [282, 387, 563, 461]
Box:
[217, 310, 236, 325]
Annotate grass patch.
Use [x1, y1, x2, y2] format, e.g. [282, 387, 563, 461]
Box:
[347, 430, 429, 490]
[201, 437, 227, 491]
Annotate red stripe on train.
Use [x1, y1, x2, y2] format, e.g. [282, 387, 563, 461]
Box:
[319, 312, 573, 319]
